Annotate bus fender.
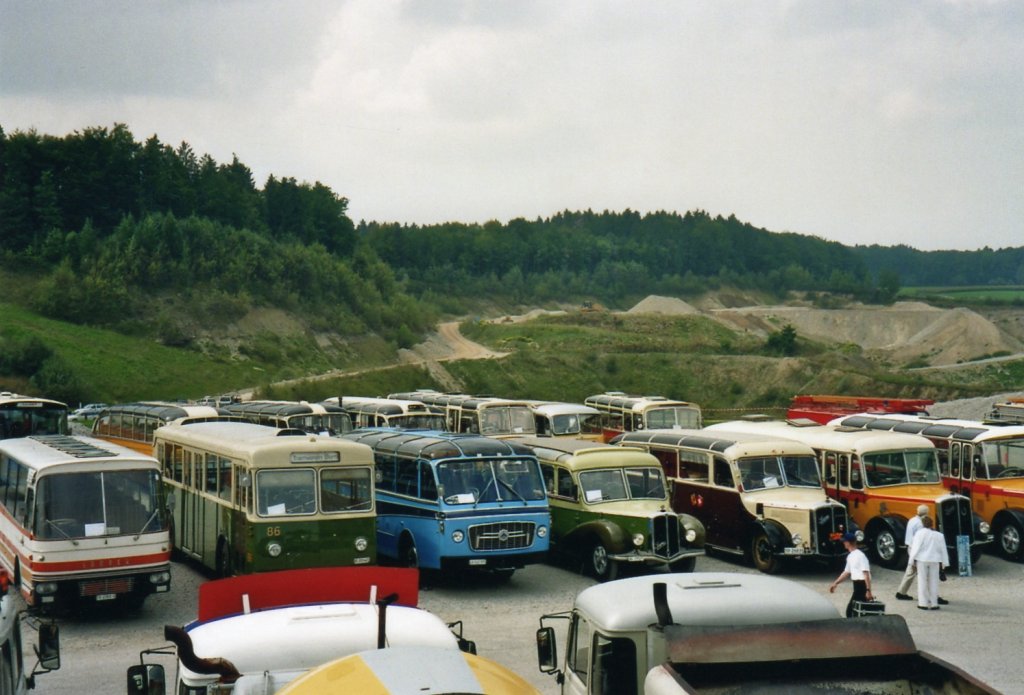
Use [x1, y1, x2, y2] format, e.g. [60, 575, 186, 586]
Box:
[676, 513, 706, 547]
[992, 508, 1024, 532]
[570, 519, 630, 554]
[869, 515, 907, 546]
[752, 519, 789, 553]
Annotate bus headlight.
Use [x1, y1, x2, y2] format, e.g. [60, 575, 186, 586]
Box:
[791, 533, 803, 547]
[685, 528, 697, 543]
[980, 521, 991, 534]
[452, 530, 464, 543]
[632, 533, 645, 548]
[35, 582, 58, 596]
[148, 571, 171, 585]
[537, 526, 547, 538]
[354, 536, 369, 552]
[267, 541, 283, 557]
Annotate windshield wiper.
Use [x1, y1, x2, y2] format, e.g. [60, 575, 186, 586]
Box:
[45, 519, 79, 546]
[473, 477, 496, 508]
[134, 509, 161, 540]
[497, 478, 527, 505]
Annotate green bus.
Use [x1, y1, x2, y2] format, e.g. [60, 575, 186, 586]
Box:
[153, 420, 376, 576]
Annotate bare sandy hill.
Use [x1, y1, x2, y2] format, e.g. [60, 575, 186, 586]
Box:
[627, 295, 700, 315]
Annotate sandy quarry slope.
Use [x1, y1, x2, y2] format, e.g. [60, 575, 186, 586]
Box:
[626, 296, 1022, 367]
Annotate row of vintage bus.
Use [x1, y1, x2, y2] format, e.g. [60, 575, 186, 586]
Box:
[2, 388, 1024, 614]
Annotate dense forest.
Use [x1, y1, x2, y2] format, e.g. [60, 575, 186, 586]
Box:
[2, 122, 1022, 390]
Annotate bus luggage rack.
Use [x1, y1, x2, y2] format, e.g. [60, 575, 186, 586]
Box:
[469, 521, 535, 551]
[79, 576, 133, 597]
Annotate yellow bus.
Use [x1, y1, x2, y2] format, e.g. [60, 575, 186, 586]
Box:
[154, 421, 376, 576]
[91, 402, 230, 455]
[584, 392, 701, 442]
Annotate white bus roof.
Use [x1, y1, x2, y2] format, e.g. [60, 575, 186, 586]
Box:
[618, 428, 818, 458]
[705, 420, 935, 455]
[153, 421, 373, 463]
[0, 435, 159, 472]
[527, 402, 600, 417]
[832, 413, 1024, 443]
[573, 572, 839, 633]
[182, 603, 459, 685]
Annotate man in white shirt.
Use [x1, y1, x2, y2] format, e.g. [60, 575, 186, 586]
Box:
[908, 515, 950, 610]
[896, 504, 949, 605]
[829, 531, 873, 618]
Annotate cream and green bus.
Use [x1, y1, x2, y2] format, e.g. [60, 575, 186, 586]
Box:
[584, 392, 701, 442]
[153, 421, 376, 576]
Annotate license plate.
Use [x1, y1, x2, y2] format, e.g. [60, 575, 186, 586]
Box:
[468, 559, 487, 566]
[783, 548, 809, 555]
[96, 593, 117, 601]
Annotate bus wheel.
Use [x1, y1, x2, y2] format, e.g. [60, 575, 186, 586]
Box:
[997, 518, 1024, 561]
[750, 531, 780, 574]
[400, 536, 419, 569]
[870, 527, 903, 569]
[216, 540, 234, 578]
[589, 542, 618, 581]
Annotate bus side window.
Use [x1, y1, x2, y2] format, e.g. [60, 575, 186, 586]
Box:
[557, 469, 578, 500]
[936, 444, 950, 477]
[375, 454, 396, 492]
[205, 453, 218, 494]
[679, 452, 708, 484]
[233, 465, 250, 512]
[0, 456, 9, 510]
[651, 449, 678, 479]
[218, 456, 232, 500]
[838, 455, 850, 488]
[540, 464, 555, 494]
[396, 460, 418, 497]
[951, 443, 962, 479]
[850, 457, 863, 489]
[824, 453, 837, 485]
[419, 462, 437, 501]
[713, 457, 733, 488]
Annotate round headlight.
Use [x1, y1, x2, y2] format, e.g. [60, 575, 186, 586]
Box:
[452, 530, 465, 543]
[854, 530, 865, 542]
[980, 521, 991, 534]
[149, 571, 171, 585]
[685, 528, 697, 543]
[355, 536, 369, 552]
[267, 541, 283, 557]
[537, 526, 547, 538]
[36, 582, 58, 596]
[632, 533, 645, 548]
[791, 533, 803, 547]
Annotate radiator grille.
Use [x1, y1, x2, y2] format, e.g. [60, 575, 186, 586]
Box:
[650, 514, 682, 558]
[815, 505, 849, 555]
[469, 521, 535, 551]
[79, 576, 134, 597]
[939, 497, 973, 546]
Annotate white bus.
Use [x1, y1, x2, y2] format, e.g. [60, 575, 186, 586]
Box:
[0, 393, 67, 441]
[0, 435, 170, 610]
[327, 397, 448, 430]
[387, 391, 536, 437]
[526, 401, 604, 440]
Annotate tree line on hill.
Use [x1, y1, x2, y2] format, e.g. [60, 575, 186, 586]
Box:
[2, 122, 1022, 351]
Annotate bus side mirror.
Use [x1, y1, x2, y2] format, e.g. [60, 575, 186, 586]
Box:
[36, 622, 60, 671]
[127, 663, 166, 695]
[537, 626, 559, 673]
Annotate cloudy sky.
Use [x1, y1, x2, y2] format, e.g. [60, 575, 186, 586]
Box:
[2, 1, 1021, 251]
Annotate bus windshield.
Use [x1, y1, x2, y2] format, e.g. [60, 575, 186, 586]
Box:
[391, 414, 447, 430]
[980, 438, 1024, 479]
[738, 455, 822, 491]
[479, 407, 535, 435]
[862, 450, 939, 486]
[0, 404, 68, 439]
[35, 469, 163, 539]
[646, 407, 700, 430]
[552, 413, 602, 436]
[257, 468, 372, 516]
[437, 458, 545, 504]
[579, 467, 667, 502]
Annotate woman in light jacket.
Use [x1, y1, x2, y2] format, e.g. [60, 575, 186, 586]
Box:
[908, 516, 949, 610]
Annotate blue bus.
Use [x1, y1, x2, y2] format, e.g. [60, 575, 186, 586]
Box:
[341, 430, 550, 579]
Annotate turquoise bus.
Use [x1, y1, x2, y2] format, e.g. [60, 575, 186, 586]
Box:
[341, 430, 549, 579]
[154, 421, 376, 576]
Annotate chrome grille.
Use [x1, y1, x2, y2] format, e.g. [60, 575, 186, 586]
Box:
[469, 521, 535, 551]
[650, 514, 681, 559]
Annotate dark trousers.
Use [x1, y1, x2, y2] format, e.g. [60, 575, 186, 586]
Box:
[845, 579, 868, 617]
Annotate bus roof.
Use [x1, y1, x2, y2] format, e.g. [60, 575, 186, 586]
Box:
[527, 402, 600, 417]
[585, 393, 698, 411]
[514, 437, 658, 470]
[154, 421, 374, 463]
[224, 400, 346, 417]
[0, 391, 67, 408]
[343, 429, 535, 460]
[0, 434, 158, 471]
[833, 413, 1024, 443]
[331, 397, 436, 415]
[277, 646, 539, 695]
[572, 572, 839, 633]
[616, 428, 817, 458]
[705, 420, 935, 455]
[95, 401, 227, 422]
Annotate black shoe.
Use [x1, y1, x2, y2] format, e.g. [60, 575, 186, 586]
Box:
[930, 606, 940, 610]
[895, 593, 913, 601]
[918, 606, 929, 610]
[937, 597, 949, 605]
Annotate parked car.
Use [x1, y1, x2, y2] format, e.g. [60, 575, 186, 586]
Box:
[68, 403, 108, 421]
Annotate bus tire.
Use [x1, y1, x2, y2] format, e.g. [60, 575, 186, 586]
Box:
[588, 541, 618, 581]
[216, 539, 234, 578]
[869, 524, 904, 569]
[750, 530, 780, 574]
[996, 517, 1024, 561]
[400, 535, 419, 569]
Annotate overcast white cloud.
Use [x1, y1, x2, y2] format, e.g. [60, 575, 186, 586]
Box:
[2, 0, 1021, 250]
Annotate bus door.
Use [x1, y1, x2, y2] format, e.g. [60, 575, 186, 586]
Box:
[822, 452, 843, 504]
[703, 456, 741, 550]
[950, 442, 974, 498]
